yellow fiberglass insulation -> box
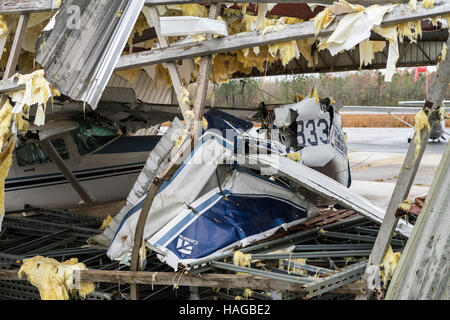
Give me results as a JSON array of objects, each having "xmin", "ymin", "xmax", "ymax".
[
  {"xmin": 297, "ymin": 38, "xmax": 316, "ymax": 68},
  {"xmin": 128, "ymin": 12, "xmax": 151, "ymax": 53},
  {"xmin": 293, "ymin": 93, "xmax": 304, "ymax": 103},
  {"xmin": 18, "ymin": 256, "xmax": 95, "ymax": 300},
  {"xmin": 115, "ymin": 68, "xmax": 140, "ymax": 84},
  {"xmin": 155, "ymin": 64, "xmax": 172, "ymax": 87},
  {"xmin": 308, "ymin": 87, "xmax": 320, "ymax": 103},
  {"xmin": 313, "ymin": 8, "xmax": 334, "ymax": 37},
  {"xmin": 177, "ymin": 4, "xmax": 207, "ymax": 17},
  {"xmin": 0, "ymin": 99, "xmax": 21, "ymax": 223},
  {"xmin": 441, "ymin": 43, "xmax": 447, "ymax": 61},
  {"xmin": 23, "ymin": 20, "xmax": 50, "ymax": 53},
  {"xmin": 184, "ymin": 110, "xmax": 195, "ymax": 120},
  {"xmin": 408, "ymin": 109, "xmax": 430, "ymax": 167},
  {"xmin": 139, "ymin": 240, "xmax": 147, "ymax": 270},
  {"xmin": 397, "ymin": 20, "xmax": 422, "ymax": 43},
  {"xmin": 236, "ymin": 46, "xmax": 276, "ymax": 73},
  {"xmin": 286, "ymin": 152, "xmax": 302, "ymax": 162},
  {"xmin": 233, "ymin": 251, "xmax": 252, "ymax": 267},
  {"xmin": 0, "ymin": 14, "xmax": 8, "ymax": 63},
  {"xmin": 174, "ymin": 128, "xmax": 188, "ymax": 149},
  {"xmin": 99, "ymin": 215, "xmax": 113, "ymax": 231},
  {"xmin": 179, "ymin": 86, "xmax": 191, "ymax": 114},
  {"xmin": 359, "ymin": 40, "xmax": 386, "ymax": 67},
  {"xmin": 18, "ymin": 51, "xmax": 39, "ymax": 74},
  {"xmin": 211, "ymin": 54, "xmax": 235, "ymax": 83},
  {"xmin": 202, "ymin": 116, "xmax": 208, "ymax": 130},
  {"xmin": 7, "ymin": 70, "xmax": 55, "ymax": 126},
  {"xmin": 0, "ymin": 141, "xmax": 14, "ymax": 220},
  {"xmin": 409, "ymin": 0, "xmax": 418, "ymax": 11},
  {"xmin": 8, "ymin": 70, "xmax": 52, "ymax": 108},
  {"xmin": 242, "ymin": 288, "xmax": 253, "ymax": 299},
  {"xmin": 0, "ymin": 99, "xmax": 13, "ymax": 151},
  {"xmin": 399, "ymin": 199, "xmax": 411, "ymax": 212},
  {"xmin": 268, "ymin": 40, "xmax": 298, "ymax": 67},
  {"xmin": 422, "ymin": 0, "xmax": 434, "ymax": 9},
  {"xmin": 0, "ymin": 15, "xmax": 7, "ymax": 37},
  {"xmin": 379, "ymin": 246, "xmax": 401, "ymax": 289}
]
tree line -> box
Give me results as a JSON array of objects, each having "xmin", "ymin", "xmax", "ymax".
[{"xmin": 209, "ymin": 69, "xmax": 448, "ymax": 108}]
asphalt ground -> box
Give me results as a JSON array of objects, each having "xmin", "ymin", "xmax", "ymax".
[{"xmin": 346, "ymin": 127, "xmax": 446, "ymax": 210}]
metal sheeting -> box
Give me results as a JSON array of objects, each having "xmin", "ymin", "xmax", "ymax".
[
  {"xmin": 35, "ymin": 0, "xmax": 145, "ymax": 109},
  {"xmin": 108, "ymin": 70, "xmax": 173, "ymax": 105},
  {"xmin": 386, "ymin": 141, "xmax": 450, "ymax": 300},
  {"xmin": 245, "ymin": 154, "xmax": 413, "ymax": 238}
]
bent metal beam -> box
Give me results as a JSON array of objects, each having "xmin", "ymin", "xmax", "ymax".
[{"xmin": 115, "ymin": 0, "xmax": 450, "ymax": 71}]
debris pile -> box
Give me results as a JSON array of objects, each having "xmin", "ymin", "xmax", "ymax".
[
  {"xmin": 0, "ymin": 0, "xmax": 448, "ymax": 301},
  {"xmin": 0, "ymin": 206, "xmax": 410, "ymax": 300}
]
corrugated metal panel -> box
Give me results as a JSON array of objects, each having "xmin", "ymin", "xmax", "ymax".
[
  {"xmin": 35, "ymin": 0, "xmax": 145, "ymax": 109},
  {"xmin": 386, "ymin": 141, "xmax": 450, "ymax": 300},
  {"xmin": 108, "ymin": 70, "xmax": 173, "ymax": 104}
]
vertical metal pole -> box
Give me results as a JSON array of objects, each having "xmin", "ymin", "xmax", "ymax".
[
  {"xmin": 191, "ymin": 3, "xmax": 220, "ymax": 145},
  {"xmin": 360, "ymin": 36, "xmax": 450, "ymax": 299},
  {"xmin": 1, "ymin": 14, "xmax": 29, "ymax": 107},
  {"xmin": 146, "ymin": 7, "xmax": 188, "ymax": 120}
]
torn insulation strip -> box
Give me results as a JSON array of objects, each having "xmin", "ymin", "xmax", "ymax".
[
  {"xmin": 268, "ymin": 41, "xmax": 299, "ymax": 67},
  {"xmin": 99, "ymin": 215, "xmax": 113, "ymax": 231},
  {"xmin": 0, "ymin": 140, "xmax": 14, "ymax": 229},
  {"xmin": 407, "ymin": 109, "xmax": 430, "ymax": 168},
  {"xmin": 233, "ymin": 251, "xmax": 252, "ymax": 268},
  {"xmin": 286, "ymin": 152, "xmax": 302, "ymax": 162},
  {"xmin": 0, "ymin": 100, "xmax": 13, "ymax": 151},
  {"xmin": 359, "ymin": 40, "xmax": 386, "ymax": 67},
  {"xmin": 180, "ymin": 86, "xmax": 191, "ymax": 116},
  {"xmin": 422, "ymin": 0, "xmax": 435, "ymax": 9},
  {"xmin": 373, "ymin": 26, "xmax": 399, "ymax": 82},
  {"xmin": 397, "ymin": 20, "xmax": 422, "ymax": 43},
  {"xmin": 7, "ymin": 70, "xmax": 56, "ymax": 126},
  {"xmin": 399, "ymin": 199, "xmax": 411, "ymax": 212},
  {"xmin": 18, "ymin": 256, "xmax": 95, "ymax": 300},
  {"xmin": 441, "ymin": 43, "xmax": 447, "ymax": 61},
  {"xmin": 0, "ymin": 15, "xmax": 8, "ymax": 63},
  {"xmin": 379, "ymin": 246, "xmax": 401, "ymax": 289},
  {"xmin": 115, "ymin": 68, "xmax": 140, "ymax": 84}
]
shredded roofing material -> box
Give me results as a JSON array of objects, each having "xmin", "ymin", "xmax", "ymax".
[
  {"xmin": 379, "ymin": 246, "xmax": 402, "ymax": 289},
  {"xmin": 408, "ymin": 109, "xmax": 430, "ymax": 167},
  {"xmin": 7, "ymin": 70, "xmax": 56, "ymax": 126},
  {"xmin": 286, "ymin": 152, "xmax": 302, "ymax": 162},
  {"xmin": 0, "ymin": 139, "xmax": 14, "ymax": 229},
  {"xmin": 359, "ymin": 40, "xmax": 386, "ymax": 67},
  {"xmin": 99, "ymin": 215, "xmax": 113, "ymax": 231},
  {"xmin": 422, "ymin": 0, "xmax": 435, "ymax": 9}
]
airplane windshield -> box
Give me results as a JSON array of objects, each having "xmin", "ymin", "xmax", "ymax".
[
  {"xmin": 71, "ymin": 122, "xmax": 119, "ymax": 155},
  {"xmin": 16, "ymin": 139, "xmax": 69, "ymax": 167}
]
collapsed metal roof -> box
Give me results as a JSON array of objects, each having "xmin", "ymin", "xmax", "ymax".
[{"xmin": 35, "ymin": 0, "xmax": 145, "ymax": 109}]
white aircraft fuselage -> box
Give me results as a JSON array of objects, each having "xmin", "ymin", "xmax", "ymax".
[{"xmin": 5, "ymin": 121, "xmax": 161, "ymax": 212}]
